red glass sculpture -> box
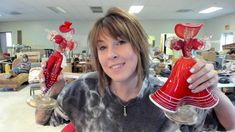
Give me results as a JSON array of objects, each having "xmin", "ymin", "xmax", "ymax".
[
  {"xmin": 27, "ymin": 21, "xmax": 77, "ymax": 110},
  {"xmin": 43, "ymin": 21, "xmax": 77, "ymax": 93},
  {"xmin": 149, "ymin": 23, "xmax": 219, "ymax": 113}
]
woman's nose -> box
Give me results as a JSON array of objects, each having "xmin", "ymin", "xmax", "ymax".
[{"xmin": 107, "ymin": 47, "xmax": 118, "ymax": 59}]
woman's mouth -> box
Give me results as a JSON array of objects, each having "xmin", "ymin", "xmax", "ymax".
[{"xmin": 110, "ymin": 63, "xmax": 125, "ymax": 69}]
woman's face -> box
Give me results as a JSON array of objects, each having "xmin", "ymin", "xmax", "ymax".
[
  {"xmin": 97, "ymin": 33, "xmax": 138, "ymax": 83},
  {"xmin": 22, "ymin": 58, "xmax": 28, "ymax": 62}
]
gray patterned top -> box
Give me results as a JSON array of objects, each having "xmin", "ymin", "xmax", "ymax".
[{"xmin": 46, "ymin": 72, "xmax": 222, "ymax": 132}]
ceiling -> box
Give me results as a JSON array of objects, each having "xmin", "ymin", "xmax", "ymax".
[{"xmin": 0, "ymin": 0, "xmax": 235, "ymax": 22}]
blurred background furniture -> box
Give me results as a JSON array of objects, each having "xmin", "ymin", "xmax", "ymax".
[
  {"xmin": 0, "ymin": 52, "xmax": 13, "ymax": 73},
  {"xmin": 28, "ymin": 68, "xmax": 82, "ymax": 96},
  {"xmin": 72, "ymin": 57, "xmax": 95, "ymax": 73},
  {"xmin": 0, "ymin": 58, "xmax": 29, "ymax": 91},
  {"xmin": 16, "ymin": 51, "xmax": 41, "ymax": 62},
  {"xmin": 0, "ymin": 52, "xmax": 41, "ymax": 91},
  {"xmin": 28, "ymin": 67, "xmax": 41, "ymax": 96}
]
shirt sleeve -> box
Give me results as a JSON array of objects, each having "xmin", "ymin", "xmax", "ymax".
[
  {"xmin": 45, "ymin": 84, "xmax": 71, "ymax": 126},
  {"xmin": 186, "ymin": 109, "xmax": 225, "ymax": 131},
  {"xmin": 57, "ymin": 79, "xmax": 88, "ymax": 124},
  {"xmin": 47, "ymin": 72, "xmax": 98, "ymax": 126},
  {"xmin": 44, "ymin": 79, "xmax": 76, "ymax": 126},
  {"xmin": 48, "ymin": 105, "xmax": 70, "ymax": 126},
  {"xmin": 201, "ymin": 109, "xmax": 226, "ymax": 131}
]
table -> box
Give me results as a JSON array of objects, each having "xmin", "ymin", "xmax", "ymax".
[
  {"xmin": 225, "ymin": 59, "xmax": 235, "ymax": 62},
  {"xmin": 30, "ymin": 72, "xmax": 82, "ymax": 96},
  {"xmin": 63, "ymin": 72, "xmax": 82, "ymax": 79},
  {"xmin": 217, "ymin": 83, "xmax": 235, "ymax": 88},
  {"xmin": 73, "ymin": 61, "xmax": 93, "ymax": 73}
]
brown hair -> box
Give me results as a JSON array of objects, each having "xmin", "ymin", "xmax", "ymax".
[
  {"xmin": 23, "ymin": 54, "xmax": 28, "ymax": 58},
  {"xmin": 88, "ymin": 7, "xmax": 149, "ymax": 95}
]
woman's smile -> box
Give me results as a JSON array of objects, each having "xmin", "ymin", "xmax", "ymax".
[{"xmin": 109, "ymin": 63, "xmax": 125, "ymax": 69}]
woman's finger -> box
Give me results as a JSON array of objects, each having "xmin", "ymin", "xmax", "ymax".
[
  {"xmin": 57, "ymin": 73, "xmax": 64, "ymax": 81},
  {"xmin": 39, "ymin": 61, "xmax": 47, "ymax": 92},
  {"xmin": 41, "ymin": 61, "xmax": 47, "ymax": 69},
  {"xmin": 187, "ymin": 64, "xmax": 214, "ymax": 84},
  {"xmin": 189, "ymin": 69, "xmax": 218, "ymax": 93},
  {"xmin": 39, "ymin": 68, "xmax": 45, "ymax": 82},
  {"xmin": 191, "ymin": 75, "xmax": 218, "ymax": 93},
  {"xmin": 189, "ymin": 59, "xmax": 207, "ymax": 73},
  {"xmin": 189, "ymin": 69, "xmax": 218, "ymax": 90},
  {"xmin": 47, "ymin": 79, "xmax": 65, "ymax": 98}
]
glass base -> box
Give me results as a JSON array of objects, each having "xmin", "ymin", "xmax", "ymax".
[
  {"xmin": 26, "ymin": 94, "xmax": 57, "ymax": 110},
  {"xmin": 164, "ymin": 105, "xmax": 198, "ymax": 125}
]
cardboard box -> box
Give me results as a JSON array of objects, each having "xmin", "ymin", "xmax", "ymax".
[
  {"xmin": 201, "ymin": 51, "xmax": 216, "ymax": 62},
  {"xmin": 226, "ymin": 55, "xmax": 235, "ymax": 60}
]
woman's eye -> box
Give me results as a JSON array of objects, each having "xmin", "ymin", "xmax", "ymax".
[
  {"xmin": 117, "ymin": 40, "xmax": 127, "ymax": 45},
  {"xmin": 98, "ymin": 46, "xmax": 106, "ymax": 51}
]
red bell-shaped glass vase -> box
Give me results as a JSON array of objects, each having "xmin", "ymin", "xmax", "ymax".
[{"xmin": 149, "ymin": 56, "xmax": 219, "ymax": 113}]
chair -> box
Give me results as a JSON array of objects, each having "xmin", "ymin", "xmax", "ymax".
[
  {"xmin": 0, "ymin": 58, "xmax": 29, "ymax": 91},
  {"xmin": 28, "ymin": 67, "xmax": 41, "ymax": 96},
  {"xmin": 29, "ymin": 83, "xmax": 40, "ymax": 96}
]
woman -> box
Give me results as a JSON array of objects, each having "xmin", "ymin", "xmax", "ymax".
[
  {"xmin": 13, "ymin": 54, "xmax": 31, "ymax": 74},
  {"xmin": 5, "ymin": 54, "xmax": 31, "ymax": 78},
  {"xmin": 36, "ymin": 7, "xmax": 235, "ymax": 131}
]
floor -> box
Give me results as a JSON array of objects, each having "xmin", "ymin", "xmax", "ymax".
[{"xmin": 0, "ymin": 85, "xmax": 65, "ymax": 132}]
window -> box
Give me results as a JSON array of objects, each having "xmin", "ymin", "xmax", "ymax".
[
  {"xmin": 0, "ymin": 32, "xmax": 12, "ymax": 53},
  {"xmin": 220, "ymin": 32, "xmax": 234, "ymax": 51},
  {"xmin": 6, "ymin": 32, "xmax": 13, "ymax": 47}
]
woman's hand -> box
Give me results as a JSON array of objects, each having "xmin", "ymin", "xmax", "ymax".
[
  {"xmin": 39, "ymin": 61, "xmax": 47, "ymax": 92},
  {"xmin": 187, "ymin": 59, "xmax": 218, "ymax": 93},
  {"xmin": 39, "ymin": 61, "xmax": 65, "ymax": 98}
]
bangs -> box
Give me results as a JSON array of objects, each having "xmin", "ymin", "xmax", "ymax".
[{"xmin": 93, "ymin": 16, "xmax": 130, "ymax": 46}]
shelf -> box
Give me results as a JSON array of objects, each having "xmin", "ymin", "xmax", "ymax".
[{"xmin": 223, "ymin": 43, "xmax": 235, "ymax": 50}]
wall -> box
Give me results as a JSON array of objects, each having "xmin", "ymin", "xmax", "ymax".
[
  {"xmin": 0, "ymin": 33, "xmax": 7, "ymax": 52},
  {"xmin": 1, "ymin": 12, "xmax": 235, "ymax": 53},
  {"xmin": 140, "ymin": 19, "xmax": 203, "ymax": 48},
  {"xmin": 0, "ymin": 19, "xmax": 203, "ymax": 53},
  {"xmin": 0, "ymin": 20, "xmax": 95, "ymax": 53},
  {"xmin": 204, "ymin": 13, "xmax": 235, "ymax": 51}
]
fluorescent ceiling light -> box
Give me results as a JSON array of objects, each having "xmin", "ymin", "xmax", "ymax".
[
  {"xmin": 199, "ymin": 7, "xmax": 223, "ymax": 14},
  {"xmin": 129, "ymin": 5, "xmax": 144, "ymax": 14},
  {"xmin": 48, "ymin": 6, "xmax": 67, "ymax": 14},
  {"xmin": 90, "ymin": 6, "xmax": 103, "ymax": 13},
  {"xmin": 56, "ymin": 7, "xmax": 66, "ymax": 14}
]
